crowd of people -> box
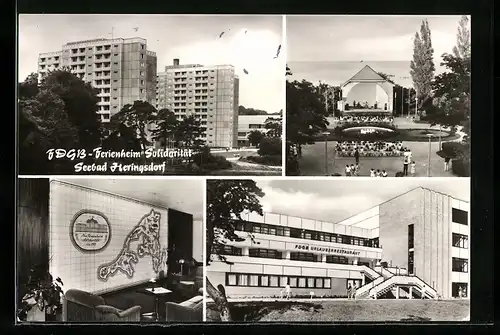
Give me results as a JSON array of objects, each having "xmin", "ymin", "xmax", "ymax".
[
  {"xmin": 336, "ymin": 141, "xmax": 406, "ymax": 157},
  {"xmin": 334, "ymin": 115, "xmax": 394, "ymax": 125}
]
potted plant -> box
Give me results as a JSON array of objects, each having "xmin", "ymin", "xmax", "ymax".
[{"xmin": 17, "ymin": 263, "xmax": 64, "ymax": 322}]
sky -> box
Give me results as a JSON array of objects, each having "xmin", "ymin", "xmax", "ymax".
[
  {"xmin": 287, "ymin": 15, "xmax": 468, "ymax": 87},
  {"xmin": 18, "ymin": 14, "xmax": 284, "ymax": 113},
  {"xmin": 256, "ymin": 178, "xmax": 470, "ymax": 225}
]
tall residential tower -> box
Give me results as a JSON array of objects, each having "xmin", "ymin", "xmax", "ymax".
[
  {"xmin": 156, "ymin": 59, "xmax": 239, "ymax": 148},
  {"xmin": 37, "ymin": 38, "xmax": 157, "ymax": 123}
]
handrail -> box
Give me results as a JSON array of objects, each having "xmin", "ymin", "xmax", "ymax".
[
  {"xmin": 355, "ymin": 276, "xmax": 385, "ymax": 296},
  {"xmin": 368, "ymin": 275, "xmax": 438, "ymax": 298},
  {"xmin": 358, "ymin": 265, "xmax": 380, "ymax": 280},
  {"xmin": 380, "ymin": 267, "xmax": 394, "ymax": 278}
]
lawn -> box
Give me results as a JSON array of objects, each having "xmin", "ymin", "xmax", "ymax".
[
  {"xmin": 299, "ymin": 140, "xmax": 456, "ymax": 177},
  {"xmin": 207, "ymin": 299, "xmax": 469, "ymax": 322}
]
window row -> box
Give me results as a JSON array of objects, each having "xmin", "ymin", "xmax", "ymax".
[
  {"xmin": 452, "ymin": 208, "xmax": 468, "ymax": 226},
  {"xmin": 226, "ymin": 273, "xmax": 332, "ymax": 289},
  {"xmin": 216, "ymin": 246, "xmax": 352, "ymax": 265},
  {"xmin": 452, "ymin": 233, "xmax": 468, "ymax": 249},
  {"xmin": 452, "ymin": 257, "xmax": 468, "ymax": 273},
  {"xmin": 230, "ymin": 219, "xmax": 379, "ymax": 248}
]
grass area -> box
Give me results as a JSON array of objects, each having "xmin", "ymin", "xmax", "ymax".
[
  {"xmin": 298, "ymin": 140, "xmax": 457, "ymax": 177},
  {"xmin": 207, "ymin": 299, "xmax": 469, "ymax": 322}
]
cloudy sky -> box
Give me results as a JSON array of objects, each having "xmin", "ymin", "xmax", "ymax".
[
  {"xmin": 287, "ymin": 15, "xmax": 468, "ymax": 87},
  {"xmin": 256, "ymin": 178, "xmax": 470, "ymax": 224},
  {"xmin": 18, "ymin": 14, "xmax": 284, "ymax": 113}
]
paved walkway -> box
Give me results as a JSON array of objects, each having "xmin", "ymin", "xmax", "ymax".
[{"xmin": 298, "ymin": 118, "xmax": 466, "ymax": 177}]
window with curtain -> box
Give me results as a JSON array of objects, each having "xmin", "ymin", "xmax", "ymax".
[
  {"xmin": 324, "ymin": 279, "xmax": 331, "ymax": 288},
  {"xmin": 238, "ymin": 274, "xmax": 248, "ymax": 286},
  {"xmin": 280, "ymin": 276, "xmax": 288, "ymax": 287},
  {"xmin": 307, "ymin": 278, "xmax": 315, "ymax": 288},
  {"xmin": 228, "ymin": 274, "xmax": 237, "ymax": 286},
  {"xmin": 316, "ymin": 278, "xmax": 323, "ymax": 288},
  {"xmin": 298, "ymin": 278, "xmax": 306, "ymax": 288},
  {"xmin": 270, "ymin": 276, "xmax": 279, "ymax": 287},
  {"xmin": 249, "ymin": 275, "xmax": 259, "ymax": 286},
  {"xmin": 290, "ymin": 277, "xmax": 297, "ymax": 287},
  {"xmin": 261, "ymin": 275, "xmax": 269, "ymax": 287}
]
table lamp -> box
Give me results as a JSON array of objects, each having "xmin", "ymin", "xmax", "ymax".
[
  {"xmin": 149, "ymin": 278, "xmax": 156, "ymax": 291},
  {"xmin": 179, "ymin": 259, "xmax": 185, "ymax": 275}
]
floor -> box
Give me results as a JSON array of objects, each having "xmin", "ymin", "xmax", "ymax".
[
  {"xmin": 299, "ymin": 140, "xmax": 456, "ymax": 177},
  {"xmin": 298, "ymin": 118, "xmax": 462, "ymax": 177},
  {"xmin": 100, "ymin": 281, "xmax": 188, "ymax": 322}
]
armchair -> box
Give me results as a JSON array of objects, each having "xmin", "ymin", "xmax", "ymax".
[
  {"xmin": 165, "ymin": 288, "xmax": 203, "ymax": 322},
  {"xmin": 62, "ymin": 289, "xmax": 141, "ymax": 322}
]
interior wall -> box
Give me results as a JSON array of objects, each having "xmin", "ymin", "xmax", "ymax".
[
  {"xmin": 17, "ymin": 178, "xmax": 50, "ymax": 296},
  {"xmin": 192, "ymin": 220, "xmax": 203, "ymax": 262},
  {"xmin": 49, "ymin": 180, "xmax": 169, "ymax": 294}
]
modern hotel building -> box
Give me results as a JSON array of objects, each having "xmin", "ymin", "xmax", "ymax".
[
  {"xmin": 156, "ymin": 59, "xmax": 239, "ymax": 148},
  {"xmin": 207, "ymin": 187, "xmax": 470, "ymax": 299},
  {"xmin": 237, "ymin": 115, "xmax": 272, "ymax": 147},
  {"xmin": 37, "ymin": 38, "xmax": 157, "ymax": 123}
]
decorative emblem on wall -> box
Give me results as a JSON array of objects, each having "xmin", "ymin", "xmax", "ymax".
[
  {"xmin": 97, "ymin": 209, "xmax": 164, "ymax": 282},
  {"xmin": 69, "ymin": 210, "xmax": 111, "ymax": 252}
]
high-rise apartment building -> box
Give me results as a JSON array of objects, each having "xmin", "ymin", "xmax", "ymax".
[
  {"xmin": 156, "ymin": 59, "xmax": 239, "ymax": 148},
  {"xmin": 37, "ymin": 38, "xmax": 157, "ymax": 123}
]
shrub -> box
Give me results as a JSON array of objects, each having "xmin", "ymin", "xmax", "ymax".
[
  {"xmin": 395, "ymin": 172, "xmax": 405, "ymax": 177},
  {"xmin": 242, "ymin": 155, "xmax": 282, "ymax": 166},
  {"xmin": 191, "ymin": 146, "xmax": 232, "ymax": 171},
  {"xmin": 441, "ymin": 142, "xmax": 469, "ymax": 158},
  {"xmin": 452, "ymin": 157, "xmax": 470, "ymax": 177},
  {"xmin": 286, "ymin": 157, "xmax": 300, "ymax": 175},
  {"xmin": 258, "ymin": 137, "xmax": 281, "ymax": 156}
]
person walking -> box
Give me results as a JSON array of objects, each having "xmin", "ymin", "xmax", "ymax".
[
  {"xmin": 345, "ymin": 165, "xmax": 351, "ymax": 176},
  {"xmin": 354, "ymin": 148, "xmax": 360, "ymax": 165},
  {"xmin": 421, "ymin": 285, "xmax": 426, "ymax": 299},
  {"xmin": 444, "ymin": 156, "xmax": 451, "ymax": 171},
  {"xmin": 347, "ymin": 283, "xmax": 352, "ymax": 299},
  {"xmin": 403, "ymin": 152, "xmax": 410, "ymax": 176},
  {"xmin": 352, "ymin": 283, "xmax": 358, "ymax": 300},
  {"xmin": 285, "ymin": 283, "xmax": 291, "ymax": 300},
  {"xmin": 411, "ymin": 161, "xmax": 416, "ymax": 176}
]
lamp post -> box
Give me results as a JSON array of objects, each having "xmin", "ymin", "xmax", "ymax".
[
  {"xmin": 427, "ymin": 134, "xmax": 432, "ymax": 177},
  {"xmin": 323, "ymin": 131, "xmax": 330, "ymax": 175},
  {"xmin": 414, "ymin": 88, "xmax": 418, "ymax": 118}
]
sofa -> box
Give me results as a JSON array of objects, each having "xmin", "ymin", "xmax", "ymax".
[
  {"xmin": 62, "ymin": 289, "xmax": 141, "ymax": 322},
  {"xmin": 165, "ymin": 288, "xmax": 203, "ymax": 322},
  {"xmin": 177, "ymin": 265, "xmax": 203, "ymax": 298}
]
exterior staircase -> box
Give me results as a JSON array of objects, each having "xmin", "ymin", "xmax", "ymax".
[{"xmin": 356, "ymin": 274, "xmax": 438, "ymax": 300}]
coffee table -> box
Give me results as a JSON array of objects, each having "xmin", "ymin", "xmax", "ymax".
[{"xmin": 137, "ymin": 287, "xmax": 172, "ymax": 321}]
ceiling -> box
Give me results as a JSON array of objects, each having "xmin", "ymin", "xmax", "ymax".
[{"xmin": 54, "ymin": 178, "xmax": 204, "ymax": 220}]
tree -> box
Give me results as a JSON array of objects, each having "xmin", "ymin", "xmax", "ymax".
[
  {"xmin": 258, "ymin": 137, "xmax": 281, "ymax": 156},
  {"xmin": 108, "ymin": 100, "xmax": 156, "ymax": 151},
  {"xmin": 453, "ymin": 15, "xmax": 471, "ymax": 59},
  {"xmin": 264, "ymin": 117, "xmax": 282, "ymax": 138},
  {"xmin": 410, "ymin": 20, "xmax": 435, "ymax": 111},
  {"xmin": 238, "ymin": 105, "xmax": 268, "ymax": 115},
  {"xmin": 247, "ymin": 130, "xmax": 265, "ymax": 147},
  {"xmin": 150, "ymin": 108, "xmax": 179, "ymax": 149},
  {"xmin": 18, "ymin": 73, "xmax": 39, "ymax": 100},
  {"xmin": 206, "ymin": 179, "xmax": 265, "ymax": 321},
  {"xmin": 40, "ymin": 69, "xmax": 102, "ymax": 151},
  {"xmin": 430, "ymin": 53, "xmax": 471, "ymax": 129},
  {"xmin": 174, "ymin": 115, "xmax": 205, "ymax": 148},
  {"xmin": 18, "ymin": 90, "xmax": 79, "ymax": 174},
  {"xmin": 286, "ymin": 75, "xmax": 329, "ymax": 157},
  {"xmin": 429, "ymin": 16, "xmax": 471, "ymax": 133}
]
